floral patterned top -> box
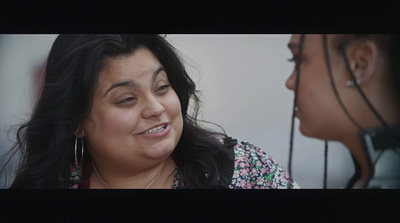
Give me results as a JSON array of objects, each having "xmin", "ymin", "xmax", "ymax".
[
  {"xmin": 172, "ymin": 141, "xmax": 298, "ymax": 189},
  {"xmin": 59, "ymin": 140, "xmax": 299, "ymax": 189}
]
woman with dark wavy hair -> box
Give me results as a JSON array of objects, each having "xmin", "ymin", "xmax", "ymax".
[
  {"xmin": 286, "ymin": 34, "xmax": 400, "ymax": 188},
  {"xmin": 5, "ymin": 34, "xmax": 297, "ymax": 189}
]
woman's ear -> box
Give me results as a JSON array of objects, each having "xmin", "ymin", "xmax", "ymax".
[
  {"xmin": 75, "ymin": 124, "xmax": 85, "ymax": 138},
  {"xmin": 348, "ymin": 40, "xmax": 379, "ymax": 85}
]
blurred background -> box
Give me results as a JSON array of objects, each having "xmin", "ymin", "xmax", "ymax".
[{"xmin": 0, "ymin": 34, "xmax": 355, "ymax": 188}]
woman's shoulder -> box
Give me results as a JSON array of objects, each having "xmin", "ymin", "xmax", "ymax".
[
  {"xmin": 233, "ymin": 140, "xmax": 268, "ymax": 157},
  {"xmin": 229, "ymin": 140, "xmax": 298, "ymax": 189},
  {"xmin": 231, "ymin": 140, "xmax": 274, "ymax": 165}
]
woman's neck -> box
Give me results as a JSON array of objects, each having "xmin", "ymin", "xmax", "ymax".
[
  {"xmin": 342, "ymin": 135, "xmax": 371, "ymax": 189},
  {"xmin": 90, "ymin": 156, "xmax": 176, "ymax": 189}
]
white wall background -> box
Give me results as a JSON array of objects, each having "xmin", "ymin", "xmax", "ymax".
[{"xmin": 0, "ymin": 34, "xmax": 355, "ymax": 188}]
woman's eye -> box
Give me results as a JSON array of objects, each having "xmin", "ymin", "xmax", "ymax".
[
  {"xmin": 156, "ymin": 84, "xmax": 170, "ymax": 93},
  {"xmin": 118, "ymin": 97, "xmax": 136, "ymax": 104},
  {"xmin": 287, "ymin": 56, "xmax": 298, "ymax": 63}
]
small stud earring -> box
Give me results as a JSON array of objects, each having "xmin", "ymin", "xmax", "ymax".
[{"xmin": 346, "ymin": 72, "xmax": 366, "ymax": 87}]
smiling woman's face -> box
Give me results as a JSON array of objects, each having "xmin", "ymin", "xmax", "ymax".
[{"xmin": 81, "ymin": 47, "xmax": 183, "ymax": 171}]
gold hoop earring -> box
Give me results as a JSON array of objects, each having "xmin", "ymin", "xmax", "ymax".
[{"xmin": 75, "ymin": 137, "xmax": 84, "ymax": 167}]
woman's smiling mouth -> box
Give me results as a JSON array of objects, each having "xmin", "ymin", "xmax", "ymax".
[
  {"xmin": 137, "ymin": 123, "xmax": 171, "ymax": 138},
  {"xmin": 145, "ymin": 124, "xmax": 167, "ymax": 134}
]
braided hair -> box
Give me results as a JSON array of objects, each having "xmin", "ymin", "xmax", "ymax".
[{"xmin": 288, "ymin": 34, "xmax": 400, "ymax": 189}]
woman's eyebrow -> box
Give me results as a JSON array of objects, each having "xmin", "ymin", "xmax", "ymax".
[
  {"xmin": 103, "ymin": 66, "xmax": 165, "ymax": 97},
  {"xmin": 153, "ymin": 66, "xmax": 165, "ymax": 81},
  {"xmin": 103, "ymin": 80, "xmax": 137, "ymax": 97}
]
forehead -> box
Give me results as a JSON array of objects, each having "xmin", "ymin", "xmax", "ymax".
[
  {"xmin": 100, "ymin": 47, "xmax": 160, "ymax": 79},
  {"xmin": 94, "ymin": 47, "xmax": 164, "ymax": 96},
  {"xmin": 289, "ymin": 34, "xmax": 301, "ymax": 43},
  {"xmin": 97, "ymin": 47, "xmax": 164, "ymax": 88},
  {"xmin": 289, "ymin": 34, "xmax": 322, "ymax": 51}
]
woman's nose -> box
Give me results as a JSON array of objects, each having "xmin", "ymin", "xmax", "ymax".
[{"xmin": 142, "ymin": 96, "xmax": 165, "ymax": 119}]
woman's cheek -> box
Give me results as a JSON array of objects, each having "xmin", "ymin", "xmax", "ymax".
[
  {"xmin": 166, "ymin": 91, "xmax": 182, "ymax": 116},
  {"xmin": 102, "ymin": 109, "xmax": 139, "ymax": 134}
]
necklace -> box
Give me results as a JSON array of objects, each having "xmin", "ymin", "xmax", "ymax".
[{"xmin": 92, "ymin": 162, "xmax": 161, "ymax": 189}]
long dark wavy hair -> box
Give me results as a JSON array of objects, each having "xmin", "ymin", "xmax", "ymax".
[{"xmin": 4, "ymin": 34, "xmax": 231, "ymax": 189}]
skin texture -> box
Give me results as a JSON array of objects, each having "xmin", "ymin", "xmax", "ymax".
[
  {"xmin": 77, "ymin": 47, "xmax": 183, "ymax": 188},
  {"xmin": 285, "ymin": 34, "xmax": 400, "ymax": 188},
  {"xmin": 286, "ymin": 35, "xmax": 361, "ymax": 140}
]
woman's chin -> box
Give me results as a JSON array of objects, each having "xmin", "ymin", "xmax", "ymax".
[
  {"xmin": 299, "ymin": 124, "xmax": 317, "ymax": 138},
  {"xmin": 144, "ymin": 142, "xmax": 176, "ymax": 159},
  {"xmin": 299, "ymin": 124, "xmax": 332, "ymax": 141}
]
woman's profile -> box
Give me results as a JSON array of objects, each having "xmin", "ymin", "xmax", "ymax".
[{"xmin": 286, "ymin": 34, "xmax": 400, "ymax": 188}]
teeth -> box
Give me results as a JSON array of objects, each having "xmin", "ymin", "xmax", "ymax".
[{"xmin": 145, "ymin": 125, "xmax": 166, "ymax": 134}]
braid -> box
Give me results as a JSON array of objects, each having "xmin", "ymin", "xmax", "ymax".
[
  {"xmin": 288, "ymin": 35, "xmax": 305, "ymax": 178},
  {"xmin": 340, "ymin": 35, "xmax": 400, "ymax": 143},
  {"xmin": 288, "ymin": 35, "xmax": 330, "ymax": 188},
  {"xmin": 341, "ymin": 44, "xmax": 400, "ymax": 140},
  {"xmin": 323, "ymin": 141, "xmax": 328, "ymax": 189},
  {"xmin": 289, "ymin": 35, "xmax": 400, "ymax": 188},
  {"xmin": 332, "ymin": 35, "xmax": 400, "ymax": 188},
  {"xmin": 388, "ymin": 35, "xmax": 400, "ymax": 104},
  {"xmin": 322, "ymin": 35, "xmax": 363, "ymax": 130}
]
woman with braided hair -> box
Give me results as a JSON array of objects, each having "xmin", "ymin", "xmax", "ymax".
[{"xmin": 286, "ymin": 34, "xmax": 400, "ymax": 188}]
